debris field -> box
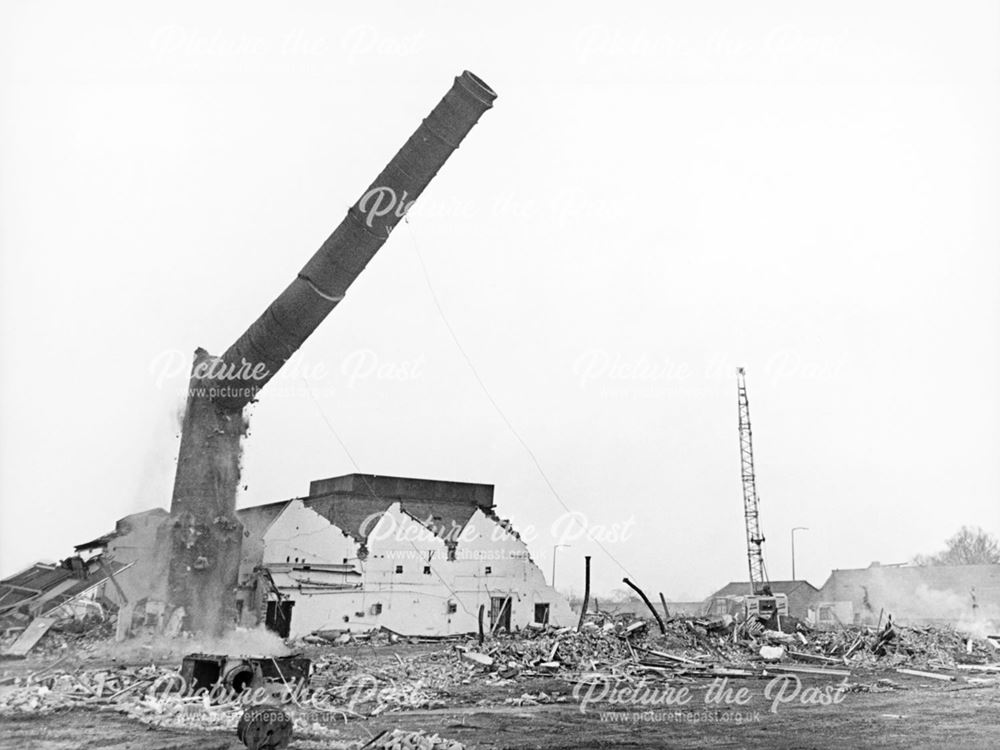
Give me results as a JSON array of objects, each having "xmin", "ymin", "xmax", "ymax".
[{"xmin": 3, "ymin": 611, "xmax": 998, "ymax": 748}]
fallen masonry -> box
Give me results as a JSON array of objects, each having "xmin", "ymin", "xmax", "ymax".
[{"xmin": 2, "ymin": 610, "xmax": 999, "ymax": 747}]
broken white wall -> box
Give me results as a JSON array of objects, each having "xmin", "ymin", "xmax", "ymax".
[
  {"xmin": 102, "ymin": 509, "xmax": 170, "ymax": 606},
  {"xmin": 260, "ymin": 502, "xmax": 573, "ymax": 637},
  {"xmin": 449, "ymin": 508, "xmax": 574, "ymax": 631},
  {"xmin": 262, "ymin": 499, "xmax": 359, "ymax": 567},
  {"xmin": 238, "ymin": 502, "xmax": 289, "ymax": 582}
]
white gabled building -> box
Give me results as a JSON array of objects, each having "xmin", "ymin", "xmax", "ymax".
[{"xmin": 235, "ymin": 474, "xmax": 573, "ymax": 638}]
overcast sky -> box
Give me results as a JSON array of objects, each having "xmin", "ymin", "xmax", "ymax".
[{"xmin": 1, "ymin": 1, "xmax": 998, "ymax": 601}]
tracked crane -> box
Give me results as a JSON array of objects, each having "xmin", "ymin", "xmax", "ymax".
[
  {"xmin": 713, "ymin": 368, "xmax": 788, "ymax": 626},
  {"xmin": 737, "ymin": 366, "xmax": 770, "ymax": 596}
]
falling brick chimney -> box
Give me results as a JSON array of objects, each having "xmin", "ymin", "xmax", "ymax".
[{"xmin": 161, "ymin": 72, "xmax": 497, "ymax": 635}]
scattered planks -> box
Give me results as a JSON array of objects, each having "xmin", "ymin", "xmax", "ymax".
[
  {"xmin": 768, "ymin": 664, "xmax": 852, "ymax": 678},
  {"xmin": 459, "ymin": 651, "xmax": 494, "ymax": 668},
  {"xmin": 954, "ymin": 663, "xmax": 1000, "ymax": 673},
  {"xmin": 895, "ymin": 668, "xmax": 956, "ymax": 682},
  {"xmin": 634, "ymin": 646, "xmax": 701, "ymax": 666},
  {"xmin": 787, "ymin": 650, "xmax": 845, "ymax": 665},
  {"xmin": 2, "ymin": 617, "xmax": 58, "ymax": 657},
  {"xmin": 710, "ymin": 667, "xmax": 755, "ymax": 678}
]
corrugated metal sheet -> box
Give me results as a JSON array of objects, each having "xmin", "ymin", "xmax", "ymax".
[{"xmin": 0, "ymin": 558, "xmax": 132, "ymax": 618}]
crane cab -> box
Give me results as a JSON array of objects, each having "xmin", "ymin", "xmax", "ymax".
[
  {"xmin": 745, "ymin": 593, "xmax": 788, "ymax": 621},
  {"xmin": 705, "ymin": 593, "xmax": 789, "ymax": 624}
]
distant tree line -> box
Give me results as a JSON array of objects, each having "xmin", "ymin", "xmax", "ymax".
[{"xmin": 913, "ymin": 525, "xmax": 1000, "ymax": 566}]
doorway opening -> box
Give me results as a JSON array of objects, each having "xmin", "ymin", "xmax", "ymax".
[
  {"xmin": 534, "ymin": 602, "xmax": 550, "ymax": 625},
  {"xmin": 490, "ymin": 596, "xmax": 512, "ymax": 632},
  {"xmin": 265, "ymin": 600, "xmax": 294, "ymax": 638}
]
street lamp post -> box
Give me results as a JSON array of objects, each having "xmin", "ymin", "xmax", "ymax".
[
  {"xmin": 552, "ymin": 544, "xmax": 570, "ymax": 588},
  {"xmin": 791, "ymin": 527, "xmax": 809, "ymax": 580}
]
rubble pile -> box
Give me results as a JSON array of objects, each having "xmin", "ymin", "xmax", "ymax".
[
  {"xmin": 758, "ymin": 622, "xmax": 1000, "ymax": 670},
  {"xmin": 305, "ymin": 614, "xmax": 1000, "ymax": 683},
  {"xmin": 366, "ymin": 729, "xmax": 465, "ymax": 750},
  {"xmin": 1, "ymin": 615, "xmax": 997, "ymax": 743},
  {"xmin": 0, "ymin": 613, "xmax": 114, "ymax": 659},
  {"xmin": 0, "ymin": 662, "xmax": 461, "ymax": 749},
  {"xmin": 312, "ymin": 651, "xmax": 452, "ymax": 711},
  {"xmin": 432, "ymin": 614, "xmax": 1000, "ymax": 681},
  {"xmin": 29, "ymin": 618, "xmax": 115, "ymax": 656},
  {"xmin": 0, "ymin": 663, "xmax": 225, "ymax": 727},
  {"xmin": 0, "ymin": 664, "xmax": 179, "ymax": 714},
  {"xmin": 302, "ymin": 615, "xmax": 999, "ymax": 697}
]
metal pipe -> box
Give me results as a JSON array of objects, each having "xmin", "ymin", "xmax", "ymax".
[
  {"xmin": 577, "ymin": 556, "xmax": 591, "ymax": 631},
  {"xmin": 623, "ymin": 577, "xmax": 666, "ymax": 634},
  {"xmin": 659, "ymin": 591, "xmax": 670, "ymax": 620},
  {"xmin": 213, "ymin": 71, "xmax": 497, "ymax": 410}
]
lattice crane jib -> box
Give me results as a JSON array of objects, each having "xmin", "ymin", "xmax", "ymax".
[{"xmin": 737, "ymin": 367, "xmax": 770, "ymax": 596}]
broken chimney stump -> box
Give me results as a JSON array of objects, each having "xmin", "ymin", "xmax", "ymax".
[{"xmin": 165, "ymin": 348, "xmax": 246, "ymax": 636}]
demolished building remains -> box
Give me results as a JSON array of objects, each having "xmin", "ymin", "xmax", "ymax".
[
  {"xmin": 148, "ymin": 70, "xmax": 497, "ymax": 636},
  {"xmin": 72, "ymin": 474, "xmax": 573, "ymax": 639},
  {"xmin": 811, "ymin": 561, "xmax": 1000, "ymax": 627}
]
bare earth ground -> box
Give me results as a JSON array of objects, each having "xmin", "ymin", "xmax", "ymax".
[{"xmin": 2, "ymin": 643, "xmax": 998, "ymax": 749}]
